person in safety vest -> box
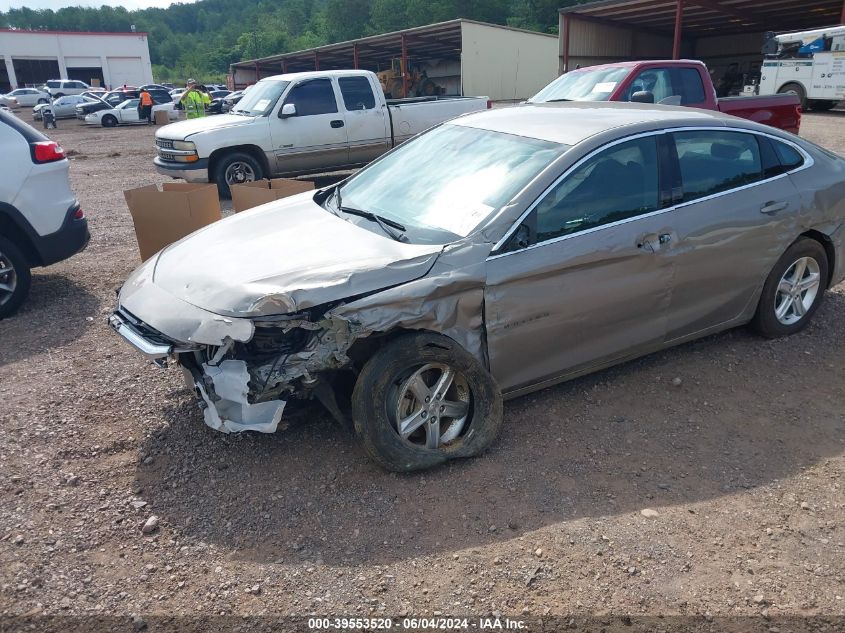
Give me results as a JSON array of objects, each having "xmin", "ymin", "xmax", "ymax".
[
  {"xmin": 180, "ymin": 79, "xmax": 211, "ymax": 119},
  {"xmin": 138, "ymin": 89, "xmax": 154, "ymax": 124}
]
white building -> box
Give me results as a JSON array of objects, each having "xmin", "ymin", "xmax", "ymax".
[{"xmin": 0, "ymin": 29, "xmax": 154, "ymax": 91}]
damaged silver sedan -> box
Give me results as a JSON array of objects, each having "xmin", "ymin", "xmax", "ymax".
[{"xmin": 111, "ymin": 102, "xmax": 845, "ymax": 471}]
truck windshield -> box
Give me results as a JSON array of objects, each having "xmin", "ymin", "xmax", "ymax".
[
  {"xmin": 529, "ymin": 67, "xmax": 632, "ymax": 103},
  {"xmin": 232, "ymin": 80, "xmax": 289, "ymax": 116},
  {"xmin": 338, "ymin": 124, "xmax": 564, "ymax": 240}
]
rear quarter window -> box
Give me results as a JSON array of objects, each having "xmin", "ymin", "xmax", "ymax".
[{"xmin": 773, "ymin": 140, "xmax": 804, "ymax": 170}]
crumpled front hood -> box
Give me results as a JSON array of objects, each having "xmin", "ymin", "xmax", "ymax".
[
  {"xmin": 152, "ymin": 193, "xmax": 443, "ymax": 317},
  {"xmin": 156, "ymin": 113, "xmax": 255, "ymax": 138}
]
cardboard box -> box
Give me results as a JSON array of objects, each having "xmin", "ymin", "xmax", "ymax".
[
  {"xmin": 154, "ymin": 109, "xmax": 170, "ymax": 125},
  {"xmin": 230, "ymin": 178, "xmax": 314, "ymax": 213},
  {"xmin": 124, "ymin": 183, "xmax": 222, "ymax": 261}
]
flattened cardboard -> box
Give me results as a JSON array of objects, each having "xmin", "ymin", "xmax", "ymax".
[
  {"xmin": 154, "ymin": 109, "xmax": 170, "ymax": 125},
  {"xmin": 124, "ymin": 182, "xmax": 221, "ymax": 261},
  {"xmin": 230, "ymin": 178, "xmax": 314, "ymax": 213}
]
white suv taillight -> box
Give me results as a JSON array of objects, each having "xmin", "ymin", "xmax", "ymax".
[{"xmin": 31, "ymin": 140, "xmax": 66, "ymax": 164}]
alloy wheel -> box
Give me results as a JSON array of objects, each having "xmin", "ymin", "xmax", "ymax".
[
  {"xmin": 774, "ymin": 256, "xmax": 821, "ymax": 325},
  {"xmin": 391, "ymin": 362, "xmax": 472, "ymax": 449},
  {"xmin": 224, "ymin": 161, "xmax": 256, "ymax": 185},
  {"xmin": 0, "ymin": 251, "xmax": 18, "ymax": 307}
]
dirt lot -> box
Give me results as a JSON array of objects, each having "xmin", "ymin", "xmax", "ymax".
[{"xmin": 1, "ymin": 111, "xmax": 844, "ymax": 631}]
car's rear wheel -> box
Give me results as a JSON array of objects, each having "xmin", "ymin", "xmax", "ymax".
[
  {"xmin": 0, "ymin": 235, "xmax": 32, "ymax": 320},
  {"xmin": 778, "ymin": 82, "xmax": 807, "ymax": 110},
  {"xmin": 351, "ymin": 332, "xmax": 503, "ymax": 471},
  {"xmin": 37, "ymin": 98, "xmax": 48, "ymax": 104},
  {"xmin": 752, "ymin": 238, "xmax": 828, "ymax": 338},
  {"xmin": 213, "ymin": 151, "xmax": 263, "ymax": 199},
  {"xmin": 102, "ymin": 114, "xmax": 118, "ymax": 127}
]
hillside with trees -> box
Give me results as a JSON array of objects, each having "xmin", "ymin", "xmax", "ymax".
[{"xmin": 0, "ymin": 0, "xmax": 580, "ymax": 82}]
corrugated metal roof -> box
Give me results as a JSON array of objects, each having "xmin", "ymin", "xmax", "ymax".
[
  {"xmin": 232, "ymin": 19, "xmax": 555, "ymax": 73},
  {"xmin": 560, "ymin": 0, "xmax": 844, "ymax": 37}
]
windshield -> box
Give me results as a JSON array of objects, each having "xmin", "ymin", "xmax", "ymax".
[
  {"xmin": 338, "ymin": 124, "xmax": 564, "ymax": 240},
  {"xmin": 530, "ymin": 66, "xmax": 632, "ymax": 102},
  {"xmin": 232, "ymin": 80, "xmax": 289, "ymax": 116}
]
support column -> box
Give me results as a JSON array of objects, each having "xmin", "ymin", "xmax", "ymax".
[
  {"xmin": 672, "ymin": 0, "xmax": 684, "ymax": 60},
  {"xmin": 282, "ymin": 59, "xmax": 288, "ymax": 74},
  {"xmin": 841, "ymin": 0, "xmax": 845, "ymax": 24},
  {"xmin": 562, "ymin": 13, "xmax": 571, "ymax": 74},
  {"xmin": 314, "ymin": 51, "xmax": 320, "ymax": 71},
  {"xmin": 5, "ymin": 56, "xmax": 17, "ymax": 89},
  {"xmin": 353, "ymin": 43, "xmax": 359, "ymax": 69},
  {"xmin": 254, "ymin": 61, "xmax": 260, "ymax": 81},
  {"xmin": 401, "ymin": 33, "xmax": 409, "ymax": 99}
]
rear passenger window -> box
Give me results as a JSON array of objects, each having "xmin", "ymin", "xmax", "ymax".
[
  {"xmin": 673, "ymin": 130, "xmax": 762, "ymax": 202},
  {"xmin": 534, "ymin": 136, "xmax": 659, "ymax": 242},
  {"xmin": 773, "ymin": 140, "xmax": 804, "ymax": 171},
  {"xmin": 339, "ymin": 76, "xmax": 376, "ymax": 110},
  {"xmin": 672, "ymin": 68, "xmax": 706, "ymax": 104}
]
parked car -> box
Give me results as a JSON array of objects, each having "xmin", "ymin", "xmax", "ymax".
[
  {"xmin": 2, "ymin": 88, "xmax": 51, "ymax": 107},
  {"xmin": 205, "ymin": 89, "xmax": 232, "ymax": 115},
  {"xmin": 43, "ymin": 79, "xmax": 90, "ymax": 98},
  {"xmin": 85, "ymin": 99, "xmax": 176, "ymax": 127},
  {"xmin": 530, "ymin": 60, "xmax": 802, "ymax": 134},
  {"xmin": 221, "ymin": 89, "xmax": 246, "ymax": 112},
  {"xmin": 170, "ymin": 88, "xmax": 186, "ymax": 99},
  {"xmin": 0, "ymin": 94, "xmax": 18, "ymax": 108},
  {"xmin": 154, "ymin": 69, "xmax": 490, "ymax": 197},
  {"xmin": 112, "ymin": 102, "xmax": 845, "ymax": 470},
  {"xmin": 139, "ymin": 84, "xmax": 171, "ymax": 92},
  {"xmin": 0, "ymin": 109, "xmax": 88, "ymax": 318},
  {"xmin": 77, "ymin": 90, "xmax": 170, "ymax": 120},
  {"xmin": 32, "ymin": 94, "xmax": 89, "ymax": 120}
]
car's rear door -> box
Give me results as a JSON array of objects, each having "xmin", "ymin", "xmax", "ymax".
[
  {"xmin": 664, "ymin": 128, "xmax": 805, "ymax": 341},
  {"xmin": 337, "ymin": 75, "xmax": 389, "ymax": 165},
  {"xmin": 484, "ymin": 133, "xmax": 677, "ymax": 393},
  {"xmin": 271, "ymin": 77, "xmax": 349, "ymax": 174}
]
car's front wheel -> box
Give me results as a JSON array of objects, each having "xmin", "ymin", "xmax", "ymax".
[
  {"xmin": 102, "ymin": 114, "xmax": 118, "ymax": 127},
  {"xmin": 752, "ymin": 237, "xmax": 828, "ymax": 338},
  {"xmin": 213, "ymin": 151, "xmax": 263, "ymax": 199},
  {"xmin": 351, "ymin": 332, "xmax": 503, "ymax": 471},
  {"xmin": 0, "ymin": 235, "xmax": 32, "ymax": 319},
  {"xmin": 37, "ymin": 98, "xmax": 48, "ymax": 104}
]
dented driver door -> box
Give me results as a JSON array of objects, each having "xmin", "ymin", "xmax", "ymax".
[{"xmin": 484, "ymin": 133, "xmax": 677, "ymax": 394}]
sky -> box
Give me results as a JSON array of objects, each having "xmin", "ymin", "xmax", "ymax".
[{"xmin": 0, "ymin": 0, "xmax": 199, "ymax": 10}]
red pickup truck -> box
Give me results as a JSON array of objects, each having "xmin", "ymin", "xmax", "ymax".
[{"xmin": 530, "ymin": 60, "xmax": 801, "ymax": 134}]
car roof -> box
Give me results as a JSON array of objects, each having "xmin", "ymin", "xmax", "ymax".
[
  {"xmin": 261, "ymin": 69, "xmax": 371, "ymax": 82},
  {"xmin": 452, "ymin": 101, "xmax": 743, "ymax": 146}
]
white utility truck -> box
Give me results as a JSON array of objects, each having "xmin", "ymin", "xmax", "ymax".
[
  {"xmin": 154, "ymin": 69, "xmax": 490, "ymax": 197},
  {"xmin": 755, "ymin": 25, "xmax": 845, "ymax": 111}
]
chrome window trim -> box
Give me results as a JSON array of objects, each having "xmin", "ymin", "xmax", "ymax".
[{"xmin": 488, "ymin": 125, "xmax": 814, "ymax": 260}]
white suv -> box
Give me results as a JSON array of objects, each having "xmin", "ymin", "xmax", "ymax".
[
  {"xmin": 0, "ymin": 110, "xmax": 89, "ymax": 318},
  {"xmin": 44, "ymin": 79, "xmax": 90, "ymax": 98}
]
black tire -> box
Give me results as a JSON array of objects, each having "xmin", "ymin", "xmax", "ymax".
[
  {"xmin": 102, "ymin": 114, "xmax": 118, "ymax": 128},
  {"xmin": 54, "ymin": 93, "xmax": 64, "ymax": 98},
  {"xmin": 752, "ymin": 238, "xmax": 828, "ymax": 338},
  {"xmin": 809, "ymin": 99, "xmax": 838, "ymax": 112},
  {"xmin": 212, "ymin": 151, "xmax": 263, "ymax": 199},
  {"xmin": 37, "ymin": 98, "xmax": 48, "ymax": 104},
  {"xmin": 351, "ymin": 331, "xmax": 503, "ymax": 472},
  {"xmin": 778, "ymin": 82, "xmax": 807, "ymax": 110},
  {"xmin": 0, "ymin": 235, "xmax": 32, "ymax": 320}
]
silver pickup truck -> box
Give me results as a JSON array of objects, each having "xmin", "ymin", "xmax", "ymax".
[{"xmin": 154, "ymin": 69, "xmax": 490, "ymax": 196}]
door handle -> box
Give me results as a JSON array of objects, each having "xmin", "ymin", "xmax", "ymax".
[
  {"xmin": 637, "ymin": 233, "xmax": 671, "ymax": 253},
  {"xmin": 330, "ymin": 119, "xmax": 344, "ymax": 128},
  {"xmin": 760, "ymin": 201, "xmax": 788, "ymax": 214}
]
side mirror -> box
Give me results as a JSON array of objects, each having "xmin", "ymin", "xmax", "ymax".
[
  {"xmin": 630, "ymin": 90, "xmax": 655, "ymax": 104},
  {"xmin": 280, "ymin": 103, "xmax": 296, "ymax": 118}
]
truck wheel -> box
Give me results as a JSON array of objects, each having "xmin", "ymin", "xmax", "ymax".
[
  {"xmin": 213, "ymin": 151, "xmax": 263, "ymax": 199},
  {"xmin": 809, "ymin": 100, "xmax": 837, "ymax": 112},
  {"xmin": 0, "ymin": 235, "xmax": 32, "ymax": 320},
  {"xmin": 102, "ymin": 114, "xmax": 118, "ymax": 127},
  {"xmin": 351, "ymin": 331, "xmax": 504, "ymax": 472},
  {"xmin": 778, "ymin": 82, "xmax": 807, "ymax": 110}
]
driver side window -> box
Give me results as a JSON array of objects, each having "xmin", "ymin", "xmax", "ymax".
[
  {"xmin": 284, "ymin": 79, "xmax": 338, "ymax": 116},
  {"xmin": 533, "ymin": 136, "xmax": 660, "ymax": 243}
]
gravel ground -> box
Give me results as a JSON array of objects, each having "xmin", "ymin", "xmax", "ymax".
[{"xmin": 1, "ymin": 111, "xmax": 844, "ymax": 631}]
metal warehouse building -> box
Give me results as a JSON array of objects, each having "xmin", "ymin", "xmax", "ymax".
[
  {"xmin": 0, "ymin": 29, "xmax": 154, "ymax": 92},
  {"xmin": 558, "ymin": 0, "xmax": 845, "ymax": 81},
  {"xmin": 230, "ymin": 19, "xmax": 559, "ymax": 101}
]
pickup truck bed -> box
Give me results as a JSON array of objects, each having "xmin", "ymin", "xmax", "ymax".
[{"xmin": 717, "ymin": 94, "xmax": 801, "ymax": 134}]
